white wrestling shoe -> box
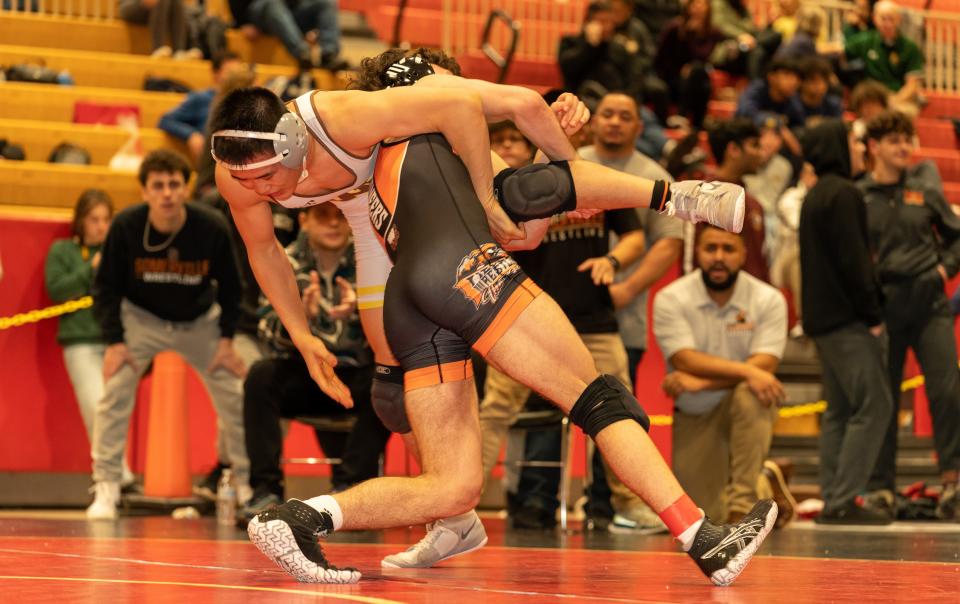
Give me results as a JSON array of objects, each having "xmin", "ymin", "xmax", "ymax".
[
  {"xmin": 381, "ymin": 510, "xmax": 488, "ymax": 568},
  {"xmin": 664, "ymin": 180, "xmax": 746, "ymax": 233}
]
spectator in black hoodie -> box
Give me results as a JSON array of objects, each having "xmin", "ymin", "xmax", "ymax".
[{"xmin": 798, "ymin": 119, "xmax": 894, "ymax": 525}]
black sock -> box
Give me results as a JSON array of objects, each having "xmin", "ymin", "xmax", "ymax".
[{"xmin": 650, "ymin": 180, "xmax": 672, "ymax": 212}]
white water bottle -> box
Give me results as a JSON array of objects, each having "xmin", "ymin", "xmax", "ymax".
[{"xmin": 216, "ymin": 469, "xmax": 236, "ymax": 526}]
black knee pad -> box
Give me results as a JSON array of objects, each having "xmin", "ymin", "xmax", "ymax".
[
  {"xmin": 493, "ymin": 161, "xmax": 577, "ymax": 222},
  {"xmin": 569, "ymin": 374, "xmax": 650, "ymax": 439},
  {"xmin": 371, "ymin": 364, "xmax": 411, "ymax": 434}
]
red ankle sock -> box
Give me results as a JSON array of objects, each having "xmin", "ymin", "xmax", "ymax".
[{"xmin": 658, "ymin": 494, "xmax": 703, "ymax": 538}]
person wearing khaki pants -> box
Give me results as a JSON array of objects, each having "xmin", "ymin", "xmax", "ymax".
[
  {"xmin": 672, "ymin": 382, "xmax": 778, "ymax": 521},
  {"xmin": 654, "ymin": 225, "xmax": 788, "ymax": 524}
]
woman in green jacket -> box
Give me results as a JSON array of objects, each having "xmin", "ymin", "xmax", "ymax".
[{"xmin": 44, "ymin": 190, "xmax": 131, "ymax": 482}]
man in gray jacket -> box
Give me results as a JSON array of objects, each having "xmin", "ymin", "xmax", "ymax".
[{"xmin": 858, "ymin": 111, "xmax": 960, "ymax": 522}]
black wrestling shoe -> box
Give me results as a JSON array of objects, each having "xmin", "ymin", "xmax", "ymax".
[
  {"xmin": 247, "ymin": 499, "xmax": 360, "ymax": 583},
  {"xmin": 687, "ymin": 500, "xmax": 777, "ymax": 586}
]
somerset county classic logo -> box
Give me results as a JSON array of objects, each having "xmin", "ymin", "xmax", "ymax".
[{"xmin": 453, "ymin": 243, "xmax": 520, "ymax": 308}]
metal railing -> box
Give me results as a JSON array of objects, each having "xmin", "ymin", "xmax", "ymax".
[
  {"xmin": 481, "ymin": 9, "xmax": 521, "ymax": 81},
  {"xmin": 438, "ymin": 0, "xmax": 959, "ymax": 93},
  {"xmin": 442, "ymin": 0, "xmax": 587, "ymax": 63},
  {"xmin": 747, "ymin": 0, "xmax": 960, "ymax": 92},
  {"xmin": 2, "ymin": 0, "xmax": 957, "ymax": 92}
]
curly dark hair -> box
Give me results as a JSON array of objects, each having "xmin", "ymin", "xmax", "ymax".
[
  {"xmin": 349, "ymin": 47, "xmax": 462, "ymax": 92},
  {"xmin": 138, "ymin": 149, "xmax": 192, "ymax": 186},
  {"xmin": 865, "ymin": 110, "xmax": 915, "ymax": 141}
]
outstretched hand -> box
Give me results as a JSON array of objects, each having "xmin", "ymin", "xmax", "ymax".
[
  {"xmin": 294, "ymin": 334, "xmax": 354, "ymax": 408},
  {"xmin": 578, "ymin": 255, "xmax": 616, "ymax": 285}
]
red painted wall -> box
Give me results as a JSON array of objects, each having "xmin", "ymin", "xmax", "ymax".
[{"xmin": 0, "ymin": 213, "xmax": 384, "ymax": 479}]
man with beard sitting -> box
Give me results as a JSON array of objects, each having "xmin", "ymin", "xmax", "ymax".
[{"xmin": 653, "ymin": 224, "xmax": 788, "ymax": 524}]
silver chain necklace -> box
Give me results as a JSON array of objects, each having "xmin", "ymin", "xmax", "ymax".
[{"xmin": 142, "ymin": 217, "xmax": 184, "ymax": 253}]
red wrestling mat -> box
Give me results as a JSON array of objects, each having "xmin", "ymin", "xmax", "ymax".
[{"xmin": 1, "ymin": 518, "xmax": 957, "ymax": 603}]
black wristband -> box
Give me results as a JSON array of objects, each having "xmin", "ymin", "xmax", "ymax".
[
  {"xmin": 605, "ymin": 254, "xmax": 621, "ymax": 270},
  {"xmin": 374, "ymin": 363, "xmax": 404, "ymax": 384},
  {"xmin": 650, "ymin": 180, "xmax": 671, "ymax": 212}
]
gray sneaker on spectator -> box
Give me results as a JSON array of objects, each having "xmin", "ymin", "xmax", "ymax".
[
  {"xmin": 610, "ymin": 504, "xmax": 668, "ymax": 535},
  {"xmin": 936, "ymin": 483, "xmax": 959, "ymax": 521},
  {"xmin": 862, "ymin": 488, "xmax": 896, "ymax": 522}
]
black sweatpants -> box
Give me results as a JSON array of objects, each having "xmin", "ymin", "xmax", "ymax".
[{"xmin": 870, "ymin": 274, "xmax": 960, "ymax": 491}]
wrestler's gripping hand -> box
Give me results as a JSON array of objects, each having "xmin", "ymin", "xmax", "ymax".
[
  {"xmin": 550, "ymin": 92, "xmax": 590, "ymax": 137},
  {"xmin": 551, "ymin": 93, "xmax": 600, "ymax": 221},
  {"xmin": 482, "ymin": 192, "xmax": 526, "ymax": 247},
  {"xmin": 503, "ymin": 217, "xmax": 550, "ymax": 252},
  {"xmin": 293, "ymin": 333, "xmax": 354, "ymax": 408}
]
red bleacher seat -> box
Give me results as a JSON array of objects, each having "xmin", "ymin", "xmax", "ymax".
[{"xmin": 944, "ymin": 182, "xmax": 960, "ymax": 204}]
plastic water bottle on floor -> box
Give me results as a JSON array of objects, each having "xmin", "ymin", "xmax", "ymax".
[{"xmin": 216, "ymin": 469, "xmax": 236, "ymax": 526}]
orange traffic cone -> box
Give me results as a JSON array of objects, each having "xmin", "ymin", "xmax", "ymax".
[{"xmin": 143, "ymin": 351, "xmax": 192, "ymax": 498}]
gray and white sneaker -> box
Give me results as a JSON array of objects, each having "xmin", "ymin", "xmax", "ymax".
[
  {"xmin": 610, "ymin": 504, "xmax": 668, "ymax": 535},
  {"xmin": 381, "ymin": 510, "xmax": 488, "ymax": 568},
  {"xmin": 664, "ymin": 180, "xmax": 745, "ymax": 233}
]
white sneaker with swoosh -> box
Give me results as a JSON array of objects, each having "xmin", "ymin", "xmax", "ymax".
[{"xmin": 381, "ymin": 510, "xmax": 488, "ymax": 568}]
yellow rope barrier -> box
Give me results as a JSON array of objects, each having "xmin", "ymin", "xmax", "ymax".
[
  {"xmin": 648, "ymin": 400, "xmax": 830, "ymax": 427},
  {"xmin": 0, "ymin": 296, "xmax": 93, "ymax": 331},
  {"xmin": 0, "ymin": 297, "xmax": 944, "ymax": 422}
]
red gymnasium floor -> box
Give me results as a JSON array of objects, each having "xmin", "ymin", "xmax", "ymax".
[{"xmin": 1, "ymin": 513, "xmax": 957, "ymax": 603}]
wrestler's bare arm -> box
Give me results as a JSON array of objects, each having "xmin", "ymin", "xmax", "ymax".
[
  {"xmin": 318, "ymin": 88, "xmax": 522, "ymax": 242},
  {"xmin": 414, "ymin": 74, "xmax": 584, "ymax": 162},
  {"xmin": 216, "ymin": 168, "xmax": 354, "ymax": 406}
]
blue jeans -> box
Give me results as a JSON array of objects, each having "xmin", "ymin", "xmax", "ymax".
[{"xmin": 246, "ymin": 0, "xmax": 340, "ymax": 59}]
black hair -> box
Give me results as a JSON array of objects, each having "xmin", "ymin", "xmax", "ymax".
[
  {"xmin": 799, "ymin": 56, "xmax": 834, "ymax": 81},
  {"xmin": 707, "ymin": 117, "xmax": 759, "ymax": 164},
  {"xmin": 766, "ymin": 57, "xmax": 801, "ymax": 77},
  {"xmin": 585, "ymin": 0, "xmax": 613, "ymax": 21},
  {"xmin": 208, "ymin": 87, "xmax": 287, "ymax": 166},
  {"xmin": 138, "ymin": 149, "xmax": 192, "ymax": 186}
]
